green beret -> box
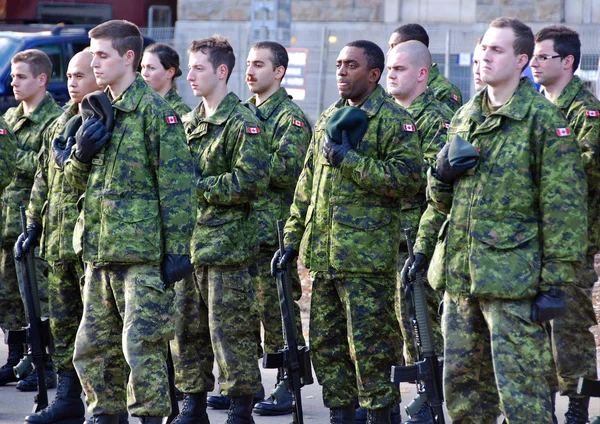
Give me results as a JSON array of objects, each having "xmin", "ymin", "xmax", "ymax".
[{"xmin": 325, "ymin": 106, "xmax": 368, "ymax": 147}]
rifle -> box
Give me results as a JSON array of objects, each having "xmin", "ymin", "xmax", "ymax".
[
  {"xmin": 390, "ymin": 228, "xmax": 445, "ymax": 423},
  {"xmin": 262, "ymin": 219, "xmax": 313, "ymax": 424},
  {"xmin": 6, "ymin": 206, "xmax": 53, "ymax": 411}
]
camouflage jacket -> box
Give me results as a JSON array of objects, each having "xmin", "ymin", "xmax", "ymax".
[
  {"xmin": 425, "ymin": 78, "xmax": 587, "ymax": 299},
  {"xmin": 0, "ymin": 118, "xmax": 18, "ymax": 244},
  {"xmin": 165, "ymin": 88, "xmax": 191, "ymax": 117},
  {"xmin": 64, "ymin": 75, "xmax": 195, "ymax": 269},
  {"xmin": 3, "ymin": 93, "xmax": 62, "ymax": 242},
  {"xmin": 184, "ymin": 92, "xmax": 270, "ymax": 266},
  {"xmin": 26, "ymin": 102, "xmax": 82, "ymax": 261},
  {"xmin": 401, "ymin": 88, "xmax": 453, "ymax": 244},
  {"xmin": 248, "ymin": 88, "xmax": 312, "ymax": 247},
  {"xmin": 284, "ymin": 84, "xmax": 422, "ymax": 278},
  {"xmin": 428, "ymin": 64, "xmax": 462, "ymax": 113},
  {"xmin": 553, "ymin": 75, "xmax": 600, "ymax": 257}
]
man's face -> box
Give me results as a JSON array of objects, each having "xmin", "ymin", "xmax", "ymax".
[
  {"xmin": 245, "ymin": 48, "xmax": 280, "ymax": 95},
  {"xmin": 472, "ymin": 44, "xmax": 486, "ymax": 92},
  {"xmin": 387, "ymin": 32, "xmax": 403, "ymax": 53},
  {"xmin": 531, "ymin": 39, "xmax": 564, "ymax": 87},
  {"xmin": 479, "ymin": 26, "xmax": 525, "ymax": 88},
  {"xmin": 336, "ymin": 46, "xmax": 376, "ymax": 103},
  {"xmin": 67, "ymin": 54, "xmax": 100, "ymax": 104},
  {"xmin": 90, "ymin": 38, "xmax": 130, "ymax": 88},
  {"xmin": 10, "ymin": 62, "xmax": 44, "ymax": 103},
  {"xmin": 386, "ymin": 49, "xmax": 420, "ymax": 101},
  {"xmin": 187, "ymin": 50, "xmax": 219, "ymax": 98},
  {"xmin": 141, "ymin": 51, "xmax": 172, "ymax": 94}
]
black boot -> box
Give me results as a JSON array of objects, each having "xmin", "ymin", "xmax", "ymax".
[
  {"xmin": 330, "ymin": 404, "xmax": 356, "ymax": 424},
  {"xmin": 24, "ymin": 370, "xmax": 85, "ymax": 424},
  {"xmin": 138, "ymin": 418, "xmax": 162, "ymax": 424},
  {"xmin": 171, "ymin": 392, "xmax": 209, "ymax": 424},
  {"xmin": 93, "ymin": 416, "xmax": 120, "ymax": 424},
  {"xmin": 208, "ymin": 386, "xmax": 264, "ymax": 410},
  {"xmin": 0, "ymin": 343, "xmax": 24, "ymax": 386},
  {"xmin": 226, "ymin": 395, "xmax": 255, "ymax": 424},
  {"xmin": 253, "ymin": 379, "xmax": 293, "ymax": 416},
  {"xmin": 565, "ymin": 396, "xmax": 590, "ymax": 424},
  {"xmin": 16, "ymin": 357, "xmax": 57, "ymax": 392},
  {"xmin": 87, "ymin": 413, "xmax": 128, "ymax": 424},
  {"xmin": 366, "ymin": 407, "xmax": 391, "ymax": 424}
]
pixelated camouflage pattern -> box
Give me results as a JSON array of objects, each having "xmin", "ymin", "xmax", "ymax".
[
  {"xmin": 184, "ymin": 92, "xmax": 270, "ymax": 266},
  {"xmin": 0, "ymin": 115, "xmax": 17, "ymax": 197},
  {"xmin": 0, "ymin": 245, "xmax": 26, "ymax": 330},
  {"xmin": 427, "ymin": 64, "xmax": 462, "ymax": 114},
  {"xmin": 443, "ymin": 292, "xmax": 553, "ymax": 423},
  {"xmin": 64, "ymin": 75, "xmax": 195, "ymax": 264},
  {"xmin": 427, "ymin": 78, "xmax": 587, "ymax": 298},
  {"xmin": 164, "ymin": 88, "xmax": 191, "ymax": 117},
  {"xmin": 284, "ymin": 84, "xmax": 422, "ymax": 277},
  {"xmin": 26, "ymin": 102, "xmax": 83, "ymax": 261},
  {"xmin": 247, "ymin": 87, "xmax": 311, "ymax": 246},
  {"xmin": 2, "ymin": 92, "xmax": 62, "ymax": 242},
  {"xmin": 73, "ymin": 263, "xmax": 175, "ymax": 416}
]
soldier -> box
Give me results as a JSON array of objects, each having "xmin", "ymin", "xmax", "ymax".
[
  {"xmin": 384, "ymin": 40, "xmax": 453, "ymax": 424},
  {"xmin": 64, "ymin": 20, "xmax": 195, "ymax": 423},
  {"xmin": 472, "ymin": 40, "xmax": 486, "ymax": 92},
  {"xmin": 279, "ymin": 39, "xmax": 422, "ymax": 424},
  {"xmin": 414, "ymin": 17, "xmax": 587, "ymax": 422},
  {"xmin": 0, "ymin": 49, "xmax": 62, "ymax": 391},
  {"xmin": 141, "ymin": 42, "xmax": 191, "ymax": 116},
  {"xmin": 170, "ymin": 35, "xmax": 270, "ymax": 424},
  {"xmin": 388, "ymin": 24, "xmax": 463, "ymax": 113},
  {"xmin": 532, "ymin": 25, "xmax": 599, "ymax": 424},
  {"xmin": 13, "ymin": 50, "xmax": 100, "ymax": 424}
]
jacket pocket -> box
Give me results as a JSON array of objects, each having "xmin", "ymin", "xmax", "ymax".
[
  {"xmin": 468, "ymin": 219, "xmax": 540, "ymax": 299},
  {"xmin": 330, "ymin": 204, "xmax": 399, "ymax": 273},
  {"xmin": 98, "ymin": 197, "xmax": 161, "ymax": 263},
  {"xmin": 428, "ymin": 218, "xmax": 449, "ymax": 291}
]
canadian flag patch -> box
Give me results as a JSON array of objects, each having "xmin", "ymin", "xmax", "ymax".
[
  {"xmin": 403, "ymin": 124, "xmax": 415, "ymax": 132},
  {"xmin": 0, "ymin": 129, "xmax": 6, "ymax": 135},
  {"xmin": 443, "ymin": 122, "xmax": 450, "ymax": 129},
  {"xmin": 247, "ymin": 127, "xmax": 260, "ymax": 134},
  {"xmin": 165, "ymin": 116, "xmax": 178, "ymax": 124},
  {"xmin": 451, "ymin": 93, "xmax": 459, "ymax": 102},
  {"xmin": 292, "ymin": 119, "xmax": 304, "ymax": 128},
  {"xmin": 586, "ymin": 110, "xmax": 599, "ymax": 117},
  {"xmin": 556, "ymin": 127, "xmax": 571, "ymax": 137}
]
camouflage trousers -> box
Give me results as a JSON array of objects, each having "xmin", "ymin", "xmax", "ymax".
[
  {"xmin": 193, "ymin": 264, "xmax": 261, "ymax": 397},
  {"xmin": 546, "ymin": 255, "xmax": 598, "ymax": 397},
  {"xmin": 48, "ymin": 259, "xmax": 84, "ymax": 373},
  {"xmin": 252, "ymin": 248, "xmax": 305, "ymax": 355},
  {"xmin": 73, "ymin": 263, "xmax": 175, "ymax": 417},
  {"xmin": 395, "ymin": 251, "xmax": 443, "ymax": 364},
  {"xmin": 170, "ymin": 274, "xmax": 215, "ymax": 394},
  {"xmin": 0, "ymin": 244, "xmax": 48, "ymax": 332},
  {"xmin": 443, "ymin": 292, "xmax": 554, "ymax": 423},
  {"xmin": 310, "ymin": 274, "xmax": 402, "ymax": 410}
]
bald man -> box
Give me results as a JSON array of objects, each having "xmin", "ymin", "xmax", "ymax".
[
  {"xmin": 21, "ymin": 50, "xmax": 101, "ymax": 424},
  {"xmin": 386, "ymin": 40, "xmax": 453, "ymax": 424}
]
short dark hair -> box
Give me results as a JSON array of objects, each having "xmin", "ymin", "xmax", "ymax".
[
  {"xmin": 489, "ymin": 17, "xmax": 534, "ymax": 71},
  {"xmin": 144, "ymin": 42, "xmax": 183, "ymax": 79},
  {"xmin": 11, "ymin": 49, "xmax": 52, "ymax": 86},
  {"xmin": 188, "ymin": 35, "xmax": 235, "ymax": 83},
  {"xmin": 392, "ymin": 24, "xmax": 429, "ymax": 48},
  {"xmin": 535, "ymin": 25, "xmax": 581, "ymax": 72},
  {"xmin": 89, "ymin": 20, "xmax": 143, "ymax": 71},
  {"xmin": 251, "ymin": 41, "xmax": 289, "ymax": 72},
  {"xmin": 345, "ymin": 40, "xmax": 385, "ymax": 83}
]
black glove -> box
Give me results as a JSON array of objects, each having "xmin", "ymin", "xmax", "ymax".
[
  {"xmin": 52, "ymin": 136, "xmax": 76, "ymax": 169},
  {"xmin": 74, "ymin": 118, "xmax": 111, "ymax": 164},
  {"xmin": 271, "ymin": 247, "xmax": 298, "ymax": 276},
  {"xmin": 14, "ymin": 223, "xmax": 42, "ymax": 259},
  {"xmin": 408, "ymin": 253, "xmax": 427, "ymax": 281},
  {"xmin": 161, "ymin": 254, "xmax": 193, "ymax": 286},
  {"xmin": 323, "ymin": 130, "xmax": 352, "ymax": 167},
  {"xmin": 530, "ymin": 289, "xmax": 567, "ymax": 323}
]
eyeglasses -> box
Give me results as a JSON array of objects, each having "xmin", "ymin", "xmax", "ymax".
[{"xmin": 532, "ymin": 54, "xmax": 562, "ymax": 62}]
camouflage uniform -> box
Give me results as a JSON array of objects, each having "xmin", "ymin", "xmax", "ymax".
[
  {"xmin": 396, "ymin": 88, "xmax": 452, "ymax": 364},
  {"xmin": 25, "ymin": 101, "xmax": 84, "ymax": 374},
  {"xmin": 546, "ymin": 75, "xmax": 599, "ymax": 396},
  {"xmin": 422, "ymin": 78, "xmax": 587, "ymax": 422},
  {"xmin": 427, "ymin": 63, "xmax": 462, "ymax": 113},
  {"xmin": 164, "ymin": 88, "xmax": 191, "ymax": 117},
  {"xmin": 65, "ymin": 75, "xmax": 195, "ymax": 417},
  {"xmin": 284, "ymin": 84, "xmax": 422, "ymax": 410},
  {"xmin": 1, "ymin": 93, "xmax": 62, "ymax": 332},
  {"xmin": 177, "ymin": 92, "xmax": 269, "ymax": 397},
  {"xmin": 247, "ymin": 87, "xmax": 311, "ymax": 354}
]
